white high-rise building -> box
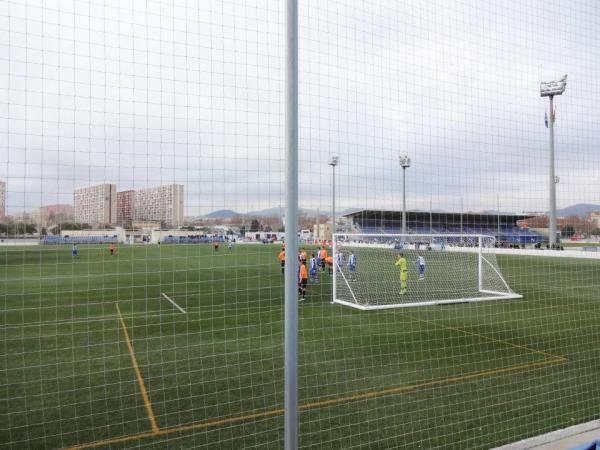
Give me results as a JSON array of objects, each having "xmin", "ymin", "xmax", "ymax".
[
  {"xmin": 133, "ymin": 184, "xmax": 184, "ymax": 227},
  {"xmin": 0, "ymin": 180, "xmax": 5, "ymax": 221},
  {"xmin": 74, "ymin": 184, "xmax": 117, "ymax": 225}
]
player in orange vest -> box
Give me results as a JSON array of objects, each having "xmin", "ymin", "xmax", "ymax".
[
  {"xmin": 325, "ymin": 255, "xmax": 334, "ymax": 275},
  {"xmin": 278, "ymin": 248, "xmax": 286, "ymax": 275},
  {"xmin": 109, "ymin": 243, "xmax": 116, "ymax": 256},
  {"xmin": 319, "ymin": 248, "xmax": 328, "ymax": 271},
  {"xmin": 298, "ymin": 260, "xmax": 309, "ymax": 301}
]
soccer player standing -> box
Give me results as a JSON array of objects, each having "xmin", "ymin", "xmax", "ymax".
[
  {"xmin": 325, "ymin": 255, "xmax": 334, "ymax": 275},
  {"xmin": 395, "ymin": 253, "xmax": 408, "ymax": 294},
  {"xmin": 320, "ymin": 247, "xmax": 328, "ymax": 271},
  {"xmin": 416, "ymin": 253, "xmax": 425, "ymax": 280},
  {"xmin": 298, "ymin": 260, "xmax": 308, "ymax": 301},
  {"xmin": 278, "ymin": 247, "xmax": 286, "ymax": 275},
  {"xmin": 309, "ymin": 253, "xmax": 319, "ymax": 284},
  {"xmin": 348, "ymin": 251, "xmax": 356, "ymax": 280},
  {"xmin": 336, "ymin": 251, "xmax": 344, "ymax": 273}
]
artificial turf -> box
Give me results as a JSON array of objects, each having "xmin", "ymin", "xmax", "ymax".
[{"xmin": 1, "ymin": 243, "xmax": 599, "ymax": 449}]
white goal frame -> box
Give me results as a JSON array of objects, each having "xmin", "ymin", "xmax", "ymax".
[{"xmin": 332, "ymin": 233, "xmax": 523, "ymax": 310}]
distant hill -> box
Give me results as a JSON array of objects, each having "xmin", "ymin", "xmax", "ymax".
[
  {"xmin": 246, "ymin": 206, "xmax": 330, "ymax": 218},
  {"xmin": 246, "ymin": 206, "xmax": 285, "ymax": 217},
  {"xmin": 556, "ymin": 203, "xmax": 600, "ymax": 218},
  {"xmin": 204, "ymin": 209, "xmax": 239, "ymax": 219}
]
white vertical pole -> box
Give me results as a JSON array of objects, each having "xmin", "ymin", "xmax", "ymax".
[
  {"xmin": 284, "ymin": 0, "xmax": 299, "ymax": 447},
  {"xmin": 332, "ymin": 165, "xmax": 336, "ymax": 235},
  {"xmin": 402, "ymin": 167, "xmax": 406, "ymax": 234},
  {"xmin": 460, "ymin": 197, "xmax": 463, "ymax": 245},
  {"xmin": 478, "ymin": 236, "xmax": 483, "ymax": 291},
  {"xmin": 332, "ymin": 235, "xmax": 337, "ymax": 304},
  {"xmin": 429, "ymin": 199, "xmax": 432, "ymax": 233},
  {"xmin": 548, "ymin": 95, "xmax": 557, "ymax": 247}
]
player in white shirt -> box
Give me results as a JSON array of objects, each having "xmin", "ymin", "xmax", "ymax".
[
  {"xmin": 417, "ymin": 253, "xmax": 425, "ymax": 280},
  {"xmin": 336, "ymin": 251, "xmax": 344, "ymax": 273},
  {"xmin": 309, "ymin": 253, "xmax": 319, "ymax": 284},
  {"xmin": 348, "ymin": 251, "xmax": 356, "ymax": 280}
]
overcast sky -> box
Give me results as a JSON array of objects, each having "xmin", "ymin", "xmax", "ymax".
[{"xmin": 1, "ymin": 0, "xmax": 599, "ymax": 216}]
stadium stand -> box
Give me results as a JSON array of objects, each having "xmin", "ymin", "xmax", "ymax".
[
  {"xmin": 344, "ymin": 210, "xmax": 545, "ymax": 244},
  {"xmin": 43, "ymin": 235, "xmax": 119, "ymax": 244}
]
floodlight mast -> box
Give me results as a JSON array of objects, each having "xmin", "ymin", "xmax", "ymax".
[
  {"xmin": 540, "ymin": 75, "xmax": 567, "ymax": 247},
  {"xmin": 399, "ymin": 156, "xmax": 411, "ymax": 234},
  {"xmin": 328, "ymin": 156, "xmax": 339, "ymax": 236}
]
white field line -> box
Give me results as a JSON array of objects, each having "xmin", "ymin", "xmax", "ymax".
[{"xmin": 161, "ymin": 293, "xmax": 187, "ymax": 314}]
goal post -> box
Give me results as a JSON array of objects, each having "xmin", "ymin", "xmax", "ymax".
[{"xmin": 332, "ymin": 233, "xmax": 522, "ymax": 310}]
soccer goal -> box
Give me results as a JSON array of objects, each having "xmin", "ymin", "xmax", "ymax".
[{"xmin": 332, "ymin": 233, "xmax": 522, "ymax": 310}]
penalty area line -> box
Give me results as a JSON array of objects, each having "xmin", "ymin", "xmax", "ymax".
[
  {"xmin": 115, "ymin": 304, "xmax": 160, "ymax": 433},
  {"xmin": 161, "ymin": 293, "xmax": 187, "ymax": 314}
]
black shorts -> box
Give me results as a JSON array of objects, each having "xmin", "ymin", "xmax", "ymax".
[
  {"xmin": 319, "ymin": 261, "xmax": 325, "ymax": 268},
  {"xmin": 281, "ymin": 261, "xmax": 285, "ymax": 267},
  {"xmin": 299, "ymin": 279, "xmax": 308, "ymax": 289}
]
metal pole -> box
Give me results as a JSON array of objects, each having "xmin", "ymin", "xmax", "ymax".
[
  {"xmin": 478, "ymin": 236, "xmax": 483, "ymax": 291},
  {"xmin": 429, "ymin": 199, "xmax": 432, "ymax": 233},
  {"xmin": 460, "ymin": 197, "xmax": 463, "ymax": 244},
  {"xmin": 284, "ymin": 0, "xmax": 298, "ymax": 447},
  {"xmin": 332, "ymin": 165, "xmax": 336, "ymax": 235},
  {"xmin": 497, "ymin": 193, "xmax": 500, "ymax": 235},
  {"xmin": 548, "ymin": 95, "xmax": 557, "ymax": 246},
  {"xmin": 402, "ymin": 167, "xmax": 406, "ymax": 234}
]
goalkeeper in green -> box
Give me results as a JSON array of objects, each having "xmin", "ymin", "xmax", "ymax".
[{"xmin": 395, "ymin": 253, "xmax": 408, "ymax": 294}]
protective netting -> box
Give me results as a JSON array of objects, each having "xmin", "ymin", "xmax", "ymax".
[{"xmin": 2, "ymin": 0, "xmax": 600, "ymax": 449}]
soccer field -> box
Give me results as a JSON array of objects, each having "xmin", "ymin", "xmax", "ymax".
[{"xmin": 2, "ymin": 243, "xmax": 600, "ymax": 449}]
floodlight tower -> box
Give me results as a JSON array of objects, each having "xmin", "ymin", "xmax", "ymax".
[
  {"xmin": 399, "ymin": 156, "xmax": 411, "ymax": 234},
  {"xmin": 328, "ymin": 156, "xmax": 339, "ymax": 235},
  {"xmin": 540, "ymin": 75, "xmax": 567, "ymax": 246}
]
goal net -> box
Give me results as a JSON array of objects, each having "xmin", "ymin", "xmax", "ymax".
[{"xmin": 333, "ymin": 233, "xmax": 522, "ymax": 310}]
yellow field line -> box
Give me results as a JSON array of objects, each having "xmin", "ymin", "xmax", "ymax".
[
  {"xmin": 65, "ymin": 356, "xmax": 565, "ymax": 450},
  {"xmin": 404, "ymin": 314, "xmax": 568, "ymax": 362},
  {"xmin": 116, "ymin": 304, "xmax": 160, "ymax": 433}
]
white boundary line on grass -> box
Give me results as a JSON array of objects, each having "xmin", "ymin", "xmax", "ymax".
[{"xmin": 161, "ymin": 293, "xmax": 187, "ymax": 314}]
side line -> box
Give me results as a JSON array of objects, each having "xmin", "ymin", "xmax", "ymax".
[
  {"xmin": 65, "ymin": 357, "xmax": 565, "ymax": 450},
  {"xmin": 403, "ymin": 314, "xmax": 568, "ymax": 362},
  {"xmin": 116, "ymin": 304, "xmax": 160, "ymax": 433},
  {"xmin": 161, "ymin": 293, "xmax": 187, "ymax": 314}
]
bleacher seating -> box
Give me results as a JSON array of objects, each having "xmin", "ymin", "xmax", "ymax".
[
  {"xmin": 161, "ymin": 235, "xmax": 225, "ymax": 244},
  {"xmin": 352, "ymin": 222, "xmax": 545, "ymax": 244},
  {"xmin": 43, "ymin": 235, "xmax": 119, "ymax": 244}
]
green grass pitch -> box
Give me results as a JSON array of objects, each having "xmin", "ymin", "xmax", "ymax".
[{"xmin": 1, "ymin": 243, "xmax": 600, "ymax": 449}]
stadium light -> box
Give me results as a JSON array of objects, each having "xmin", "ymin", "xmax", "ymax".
[
  {"xmin": 399, "ymin": 156, "xmax": 411, "ymax": 234},
  {"xmin": 540, "ymin": 75, "xmax": 567, "ymax": 246},
  {"xmin": 328, "ymin": 156, "xmax": 339, "ymax": 236}
]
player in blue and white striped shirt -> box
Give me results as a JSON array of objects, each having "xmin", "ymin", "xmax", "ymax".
[
  {"xmin": 336, "ymin": 251, "xmax": 344, "ymax": 273},
  {"xmin": 348, "ymin": 251, "xmax": 356, "ymax": 280},
  {"xmin": 309, "ymin": 253, "xmax": 319, "ymax": 284},
  {"xmin": 417, "ymin": 253, "xmax": 425, "ymax": 280}
]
